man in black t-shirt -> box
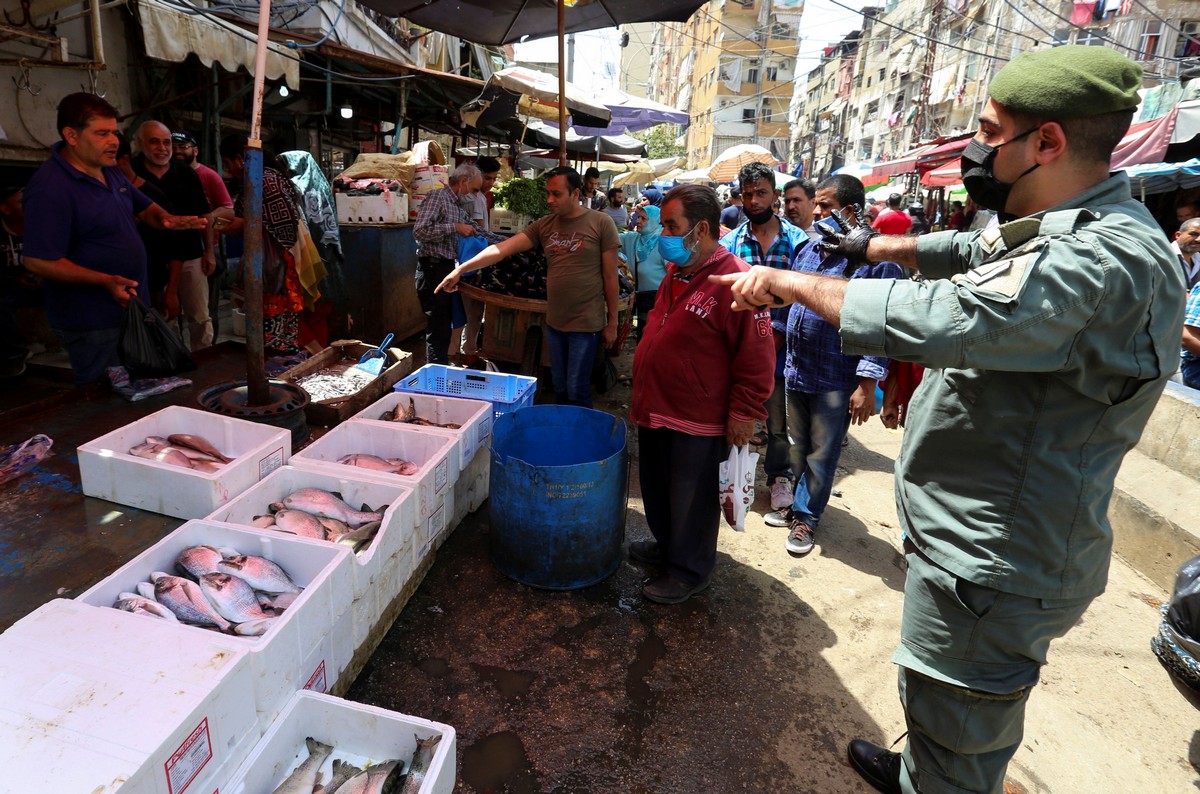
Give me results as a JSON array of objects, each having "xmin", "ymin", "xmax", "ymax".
[{"xmin": 0, "ymin": 185, "xmax": 32, "ymax": 376}]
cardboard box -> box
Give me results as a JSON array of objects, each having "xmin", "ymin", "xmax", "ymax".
[
  {"xmin": 348, "ymin": 392, "xmax": 492, "ymax": 473},
  {"xmin": 225, "ymin": 690, "xmax": 456, "ymax": 794},
  {"xmin": 279, "ymin": 340, "xmax": 414, "ymax": 428},
  {"xmin": 77, "ymin": 520, "xmax": 353, "ymax": 733},
  {"xmin": 77, "ymin": 405, "xmax": 290, "ymax": 519},
  {"xmin": 0, "ymin": 599, "xmax": 257, "ymax": 794},
  {"xmin": 206, "ymin": 465, "xmax": 417, "ymax": 653}
]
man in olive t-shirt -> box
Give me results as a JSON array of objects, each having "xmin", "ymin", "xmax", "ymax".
[{"xmin": 435, "ymin": 166, "xmax": 621, "ymax": 408}]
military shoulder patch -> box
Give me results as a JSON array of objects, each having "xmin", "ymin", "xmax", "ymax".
[{"xmin": 951, "ymin": 252, "xmax": 1036, "ymax": 299}]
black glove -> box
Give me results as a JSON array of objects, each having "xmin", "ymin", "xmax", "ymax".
[{"xmin": 818, "ymin": 204, "xmax": 877, "ymax": 265}]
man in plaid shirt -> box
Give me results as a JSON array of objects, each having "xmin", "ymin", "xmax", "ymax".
[
  {"xmin": 414, "ymin": 163, "xmax": 482, "ymax": 364},
  {"xmin": 719, "ymin": 161, "xmax": 808, "ymax": 519},
  {"xmin": 773, "ymin": 174, "xmax": 903, "ymax": 556}
]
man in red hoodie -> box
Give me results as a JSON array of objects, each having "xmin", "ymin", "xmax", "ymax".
[{"xmin": 630, "ymin": 184, "xmax": 776, "ymax": 604}]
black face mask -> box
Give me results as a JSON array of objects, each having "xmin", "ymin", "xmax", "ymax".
[
  {"xmin": 960, "ymin": 126, "xmax": 1041, "ymax": 215},
  {"xmin": 745, "ymin": 205, "xmax": 775, "ymax": 225}
]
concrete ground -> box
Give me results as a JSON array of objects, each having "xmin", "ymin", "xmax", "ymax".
[{"xmin": 347, "ymin": 368, "xmax": 1200, "ymax": 793}]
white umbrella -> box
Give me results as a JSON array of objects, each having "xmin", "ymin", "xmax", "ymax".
[
  {"xmin": 673, "ymin": 166, "xmax": 714, "ymax": 184},
  {"xmin": 707, "ymin": 144, "xmax": 780, "ymax": 183}
]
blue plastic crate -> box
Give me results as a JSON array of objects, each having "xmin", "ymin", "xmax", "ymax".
[{"xmin": 394, "ymin": 364, "xmax": 537, "ymax": 418}]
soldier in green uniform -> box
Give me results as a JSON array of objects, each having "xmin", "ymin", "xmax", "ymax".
[{"xmin": 713, "ymin": 46, "xmax": 1186, "ymax": 793}]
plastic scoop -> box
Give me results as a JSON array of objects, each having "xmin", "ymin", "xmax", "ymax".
[{"xmin": 350, "ymin": 333, "xmax": 394, "ymax": 377}]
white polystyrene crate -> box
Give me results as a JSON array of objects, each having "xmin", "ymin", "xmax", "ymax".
[
  {"xmin": 290, "ymin": 422, "xmax": 455, "ymax": 523},
  {"xmin": 0, "ymin": 599, "xmax": 257, "ymax": 794},
  {"xmin": 335, "ymin": 191, "xmax": 408, "ymax": 224},
  {"xmin": 77, "ymin": 520, "xmax": 352, "ymax": 733},
  {"xmin": 78, "ymin": 405, "xmax": 290, "ymax": 519},
  {"xmin": 447, "ymin": 446, "xmax": 490, "ymax": 532},
  {"xmin": 348, "ymin": 392, "xmax": 493, "ymax": 474},
  {"xmin": 226, "ymin": 691, "xmax": 456, "ymax": 794},
  {"xmin": 205, "ymin": 465, "xmax": 417, "ymax": 652}
]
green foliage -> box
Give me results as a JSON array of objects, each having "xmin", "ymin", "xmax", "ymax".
[
  {"xmin": 632, "ymin": 125, "xmax": 685, "ymax": 160},
  {"xmin": 494, "ymin": 176, "xmax": 549, "ymax": 219}
]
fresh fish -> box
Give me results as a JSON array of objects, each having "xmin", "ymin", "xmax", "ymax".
[
  {"xmin": 157, "ymin": 444, "xmax": 223, "ymax": 463},
  {"xmin": 168, "ymin": 433, "xmax": 232, "ymax": 462},
  {"xmin": 318, "ymin": 516, "xmax": 350, "ymax": 536},
  {"xmin": 398, "ymin": 734, "xmax": 442, "ymax": 794},
  {"xmin": 274, "ymin": 509, "xmax": 328, "ymax": 540},
  {"xmin": 198, "ymin": 572, "xmax": 271, "ymax": 623},
  {"xmin": 257, "ymin": 591, "xmax": 299, "ymax": 612},
  {"xmin": 250, "ymin": 514, "xmax": 277, "ymax": 528},
  {"xmin": 329, "ymin": 520, "xmax": 381, "ymax": 553},
  {"xmin": 272, "ymin": 737, "xmax": 335, "ymax": 794},
  {"xmin": 192, "ymin": 460, "xmax": 225, "ymax": 474},
  {"xmin": 282, "ymin": 488, "xmax": 383, "ymax": 528},
  {"xmin": 338, "ymin": 454, "xmax": 418, "ymax": 476},
  {"xmin": 176, "ymin": 545, "xmax": 227, "ymax": 579},
  {"xmin": 114, "ymin": 592, "xmax": 179, "ymax": 622},
  {"xmin": 395, "ymin": 398, "xmax": 461, "ymax": 429},
  {"xmin": 233, "ymin": 616, "xmax": 278, "ymax": 636},
  {"xmin": 331, "ymin": 759, "xmax": 403, "ymax": 794},
  {"xmin": 318, "ymin": 759, "xmax": 363, "ymax": 794},
  {"xmin": 135, "ymin": 581, "xmax": 158, "ymax": 600},
  {"xmin": 217, "ymin": 554, "xmax": 303, "ymax": 594},
  {"xmin": 152, "ymin": 572, "xmax": 232, "ymax": 631},
  {"xmin": 129, "ymin": 444, "xmax": 194, "ymax": 469}
]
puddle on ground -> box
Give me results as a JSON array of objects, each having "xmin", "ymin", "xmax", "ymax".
[
  {"xmin": 416, "ymin": 657, "xmax": 449, "ymax": 677},
  {"xmin": 471, "ymin": 663, "xmax": 536, "ymax": 698},
  {"xmin": 460, "ymin": 730, "xmax": 539, "ymax": 793},
  {"xmin": 616, "ymin": 627, "xmax": 667, "ymax": 758}
]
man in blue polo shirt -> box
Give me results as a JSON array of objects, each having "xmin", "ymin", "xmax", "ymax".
[{"xmin": 22, "ymin": 93, "xmax": 206, "ymax": 386}]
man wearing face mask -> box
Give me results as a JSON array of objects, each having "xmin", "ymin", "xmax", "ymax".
[
  {"xmin": 714, "ymin": 46, "xmax": 1184, "ymax": 794},
  {"xmin": 629, "ymin": 184, "xmax": 774, "ymax": 604},
  {"xmin": 414, "ymin": 163, "xmax": 482, "ymax": 365}
]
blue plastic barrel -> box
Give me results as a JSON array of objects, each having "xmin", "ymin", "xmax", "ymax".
[{"xmin": 489, "ymin": 405, "xmax": 629, "ymax": 589}]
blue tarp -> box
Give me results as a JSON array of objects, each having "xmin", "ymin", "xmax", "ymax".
[{"xmin": 1118, "ymin": 158, "xmax": 1200, "ymax": 196}]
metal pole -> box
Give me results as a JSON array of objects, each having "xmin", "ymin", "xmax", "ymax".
[
  {"xmin": 243, "ymin": 0, "xmax": 272, "ymax": 406},
  {"xmin": 558, "ymin": 0, "xmax": 567, "ymax": 166}
]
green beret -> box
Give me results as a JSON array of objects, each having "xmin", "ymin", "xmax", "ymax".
[{"xmin": 989, "ymin": 45, "xmax": 1142, "ymax": 118}]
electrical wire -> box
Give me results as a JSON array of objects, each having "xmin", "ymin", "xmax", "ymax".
[
  {"xmin": 285, "ymin": 0, "xmax": 346, "ymax": 49},
  {"xmin": 1129, "ymin": 0, "xmax": 1200, "ymax": 53}
]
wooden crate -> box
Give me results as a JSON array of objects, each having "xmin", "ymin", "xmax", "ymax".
[{"xmin": 279, "ymin": 340, "xmax": 414, "ymax": 427}]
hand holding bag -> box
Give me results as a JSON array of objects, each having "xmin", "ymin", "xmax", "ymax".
[
  {"xmin": 119, "ymin": 294, "xmax": 197, "ymax": 378},
  {"xmin": 718, "ymin": 444, "xmax": 758, "ymax": 531}
]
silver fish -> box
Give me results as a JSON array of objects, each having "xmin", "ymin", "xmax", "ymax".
[
  {"xmin": 176, "ymin": 545, "xmax": 227, "ymax": 579},
  {"xmin": 152, "ymin": 572, "xmax": 232, "ymax": 631},
  {"xmin": 398, "ymin": 734, "xmax": 442, "ymax": 794},
  {"xmin": 331, "ymin": 759, "xmax": 403, "ymax": 794},
  {"xmin": 130, "ymin": 444, "xmax": 194, "ymax": 469},
  {"xmin": 317, "ymin": 759, "xmax": 363, "ymax": 794},
  {"xmin": 329, "ymin": 520, "xmax": 381, "ymax": 553},
  {"xmin": 114, "ymin": 592, "xmax": 179, "ymax": 622},
  {"xmin": 198, "ymin": 572, "xmax": 271, "ymax": 623},
  {"xmin": 135, "ymin": 581, "xmax": 158, "ymax": 600},
  {"xmin": 274, "ymin": 509, "xmax": 328, "ymax": 540},
  {"xmin": 272, "ymin": 737, "xmax": 334, "ymax": 794},
  {"xmin": 282, "ymin": 488, "xmax": 383, "ymax": 527},
  {"xmin": 257, "ymin": 591, "xmax": 299, "ymax": 612},
  {"xmin": 168, "ymin": 433, "xmax": 232, "ymax": 462},
  {"xmin": 250, "ymin": 514, "xmax": 277, "ymax": 528},
  {"xmin": 337, "ymin": 454, "xmax": 419, "ymax": 476},
  {"xmin": 318, "ymin": 516, "xmax": 350, "ymax": 536},
  {"xmin": 233, "ymin": 616, "xmax": 278, "ymax": 636},
  {"xmin": 217, "ymin": 554, "xmax": 303, "ymax": 594}
]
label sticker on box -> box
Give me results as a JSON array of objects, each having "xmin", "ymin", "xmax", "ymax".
[
  {"xmin": 259, "ymin": 446, "xmax": 285, "ymax": 479},
  {"xmin": 304, "ymin": 660, "xmax": 327, "ymax": 693},
  {"xmin": 434, "ymin": 457, "xmax": 449, "ymax": 495},
  {"xmin": 428, "ymin": 501, "xmax": 445, "ymax": 543},
  {"xmin": 165, "ymin": 717, "xmax": 212, "ymax": 794},
  {"xmin": 479, "ymin": 413, "xmax": 492, "ymax": 441}
]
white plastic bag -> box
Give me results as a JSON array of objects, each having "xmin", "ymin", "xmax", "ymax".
[{"xmin": 718, "ymin": 444, "xmax": 758, "ymax": 531}]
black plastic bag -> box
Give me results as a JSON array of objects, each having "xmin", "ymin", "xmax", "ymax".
[
  {"xmin": 119, "ymin": 295, "xmax": 196, "ymax": 378},
  {"xmin": 592, "ymin": 349, "xmax": 618, "ymax": 394}
]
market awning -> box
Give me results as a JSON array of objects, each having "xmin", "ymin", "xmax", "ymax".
[
  {"xmin": 1110, "ymin": 114, "xmax": 1177, "ymax": 171},
  {"xmin": 868, "ymin": 144, "xmax": 938, "ymax": 180},
  {"xmin": 921, "ymin": 158, "xmax": 962, "ymax": 187},
  {"xmin": 914, "ymin": 134, "xmax": 973, "ymax": 171},
  {"xmin": 1119, "ymin": 157, "xmax": 1200, "ymax": 196},
  {"xmin": 135, "ymin": 0, "xmax": 300, "ymax": 88}
]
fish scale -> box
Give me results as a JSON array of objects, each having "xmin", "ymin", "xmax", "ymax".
[
  {"xmin": 199, "ymin": 572, "xmax": 271, "ymax": 623},
  {"xmin": 152, "ymin": 572, "xmax": 232, "ymax": 631}
]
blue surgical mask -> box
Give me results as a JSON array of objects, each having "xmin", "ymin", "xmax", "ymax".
[{"xmin": 658, "ymin": 224, "xmax": 700, "ymax": 267}]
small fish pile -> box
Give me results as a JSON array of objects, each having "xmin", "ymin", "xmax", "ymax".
[
  {"xmin": 338, "ymin": 454, "xmax": 419, "ymax": 476},
  {"xmin": 272, "ymin": 733, "xmax": 442, "ymax": 794},
  {"xmin": 380, "ymin": 397, "xmax": 462, "ymax": 429},
  {"xmin": 113, "ymin": 544, "xmax": 303, "ymax": 637},
  {"xmin": 128, "ymin": 433, "xmax": 233, "ymax": 473},
  {"xmin": 251, "ymin": 487, "xmax": 386, "ymax": 554},
  {"xmin": 296, "ymin": 367, "xmax": 378, "ymax": 402}
]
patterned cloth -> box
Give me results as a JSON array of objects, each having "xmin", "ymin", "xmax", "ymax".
[
  {"xmin": 414, "ymin": 186, "xmax": 471, "ymax": 261},
  {"xmin": 233, "ymin": 167, "xmax": 304, "ymax": 319},
  {"xmin": 280, "ymin": 150, "xmax": 341, "ymax": 255},
  {"xmin": 783, "ymin": 244, "xmax": 904, "ymax": 393}
]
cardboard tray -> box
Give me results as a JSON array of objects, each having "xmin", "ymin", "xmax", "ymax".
[{"xmin": 279, "ymin": 340, "xmax": 414, "ymax": 427}]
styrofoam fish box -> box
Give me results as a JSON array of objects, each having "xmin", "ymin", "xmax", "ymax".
[
  {"xmin": 446, "ymin": 445, "xmax": 490, "ymax": 533},
  {"xmin": 77, "ymin": 520, "xmax": 353, "ymax": 733},
  {"xmin": 0, "ymin": 599, "xmax": 257, "ymax": 794},
  {"xmin": 206, "ymin": 465, "xmax": 417, "ymax": 652},
  {"xmin": 349, "ymin": 391, "xmax": 493, "ymax": 473},
  {"xmin": 290, "ymin": 421, "xmax": 455, "ymax": 523},
  {"xmin": 226, "ymin": 691, "xmax": 456, "ymax": 794},
  {"xmin": 78, "ymin": 405, "xmax": 290, "ymax": 519},
  {"xmin": 335, "ymin": 190, "xmax": 408, "ymax": 224}
]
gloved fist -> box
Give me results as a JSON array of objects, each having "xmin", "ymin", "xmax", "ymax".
[{"xmin": 818, "ymin": 204, "xmax": 877, "ymax": 264}]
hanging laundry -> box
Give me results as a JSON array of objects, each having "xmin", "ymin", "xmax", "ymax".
[{"xmin": 1071, "ymin": 1, "xmax": 1098, "ymax": 25}]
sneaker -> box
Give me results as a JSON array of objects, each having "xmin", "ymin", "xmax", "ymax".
[
  {"xmin": 764, "ymin": 508, "xmax": 792, "ymax": 527},
  {"xmin": 786, "ymin": 519, "xmax": 815, "ymax": 555},
  {"xmin": 628, "ymin": 540, "xmax": 663, "ymax": 565},
  {"xmin": 769, "ymin": 476, "xmax": 793, "ymax": 511}
]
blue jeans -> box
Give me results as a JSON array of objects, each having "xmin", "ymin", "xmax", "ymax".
[
  {"xmin": 764, "ymin": 375, "xmax": 792, "ymax": 481},
  {"xmin": 54, "ymin": 326, "xmax": 122, "ymax": 387},
  {"xmin": 545, "ymin": 326, "xmax": 601, "ymax": 408},
  {"xmin": 786, "ymin": 387, "xmax": 853, "ymax": 527}
]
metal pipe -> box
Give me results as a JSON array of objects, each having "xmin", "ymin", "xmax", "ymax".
[
  {"xmin": 557, "ymin": 0, "xmax": 567, "ymax": 166},
  {"xmin": 243, "ymin": 0, "xmax": 273, "ymax": 406},
  {"xmin": 88, "ymin": 0, "xmax": 104, "ymax": 65}
]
